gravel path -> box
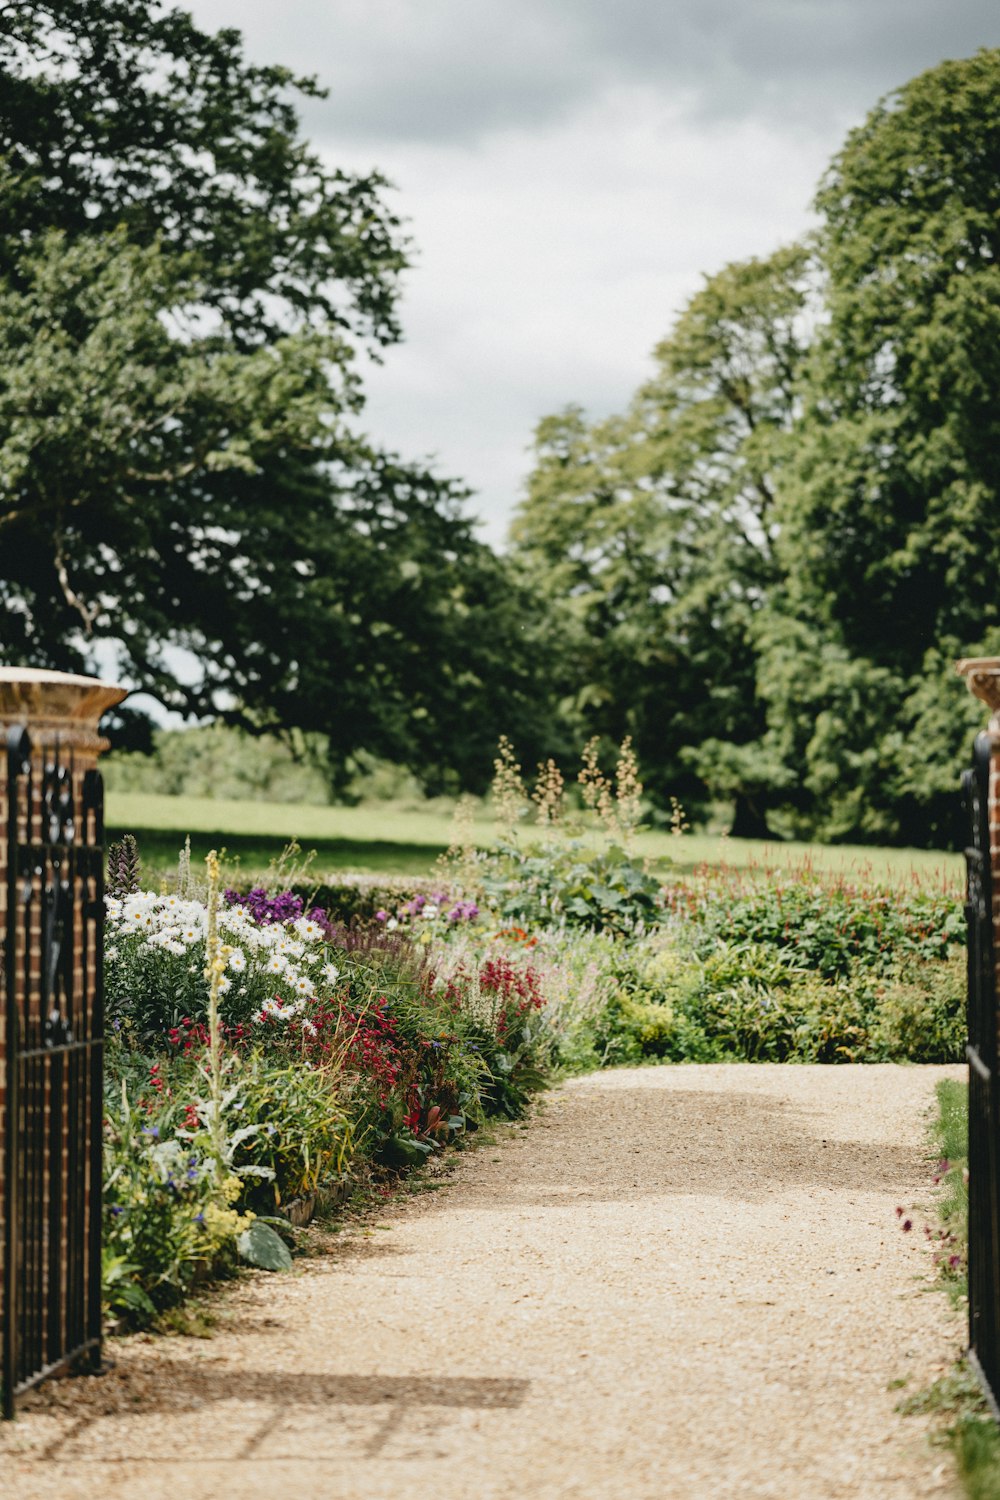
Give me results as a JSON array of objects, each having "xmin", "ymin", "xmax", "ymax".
[{"xmin": 3, "ymin": 1063, "xmax": 966, "ymax": 1499}]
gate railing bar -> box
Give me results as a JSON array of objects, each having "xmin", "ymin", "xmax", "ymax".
[{"xmin": 2, "ymin": 725, "xmax": 28, "ymax": 1420}]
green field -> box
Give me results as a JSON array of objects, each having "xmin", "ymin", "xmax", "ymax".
[{"xmin": 106, "ymin": 790, "xmax": 964, "ymax": 888}]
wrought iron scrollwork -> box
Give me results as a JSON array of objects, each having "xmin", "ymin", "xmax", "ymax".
[{"xmin": 2, "ymin": 725, "xmax": 105, "ymax": 1418}]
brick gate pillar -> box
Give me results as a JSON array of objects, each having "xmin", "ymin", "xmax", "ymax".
[{"xmin": 0, "ymin": 668, "xmax": 127, "ymax": 1031}]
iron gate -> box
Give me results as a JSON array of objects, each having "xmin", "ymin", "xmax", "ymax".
[
  {"xmin": 964, "ymin": 730, "xmax": 1000, "ymax": 1416},
  {"xmin": 2, "ymin": 726, "xmax": 105, "ymax": 1417}
]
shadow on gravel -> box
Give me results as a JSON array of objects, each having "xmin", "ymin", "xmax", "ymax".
[
  {"xmin": 32, "ymin": 1365, "xmax": 530, "ymax": 1464},
  {"xmin": 446, "ymin": 1088, "xmax": 921, "ymax": 1209}
]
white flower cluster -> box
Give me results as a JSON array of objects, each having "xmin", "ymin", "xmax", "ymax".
[{"xmin": 105, "ymin": 892, "xmax": 340, "ymax": 1021}]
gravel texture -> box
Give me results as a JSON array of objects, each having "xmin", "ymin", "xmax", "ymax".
[{"xmin": 2, "ymin": 1063, "xmax": 966, "ymax": 1499}]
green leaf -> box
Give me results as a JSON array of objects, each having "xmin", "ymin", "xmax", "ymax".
[
  {"xmin": 383, "ymin": 1133, "xmax": 434, "ymax": 1167},
  {"xmin": 237, "ymin": 1218, "xmax": 292, "ymax": 1271}
]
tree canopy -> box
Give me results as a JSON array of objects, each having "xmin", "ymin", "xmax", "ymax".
[
  {"xmin": 511, "ymin": 245, "xmax": 811, "ymax": 831},
  {"xmin": 516, "ymin": 49, "xmax": 1000, "ymax": 846},
  {"xmin": 0, "ymin": 1, "xmax": 551, "ymax": 786}
]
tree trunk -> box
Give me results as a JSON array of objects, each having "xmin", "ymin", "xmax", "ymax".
[{"xmin": 729, "ymin": 791, "xmax": 780, "ymax": 841}]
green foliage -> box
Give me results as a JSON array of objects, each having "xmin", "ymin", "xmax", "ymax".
[
  {"xmin": 237, "ymin": 1220, "xmax": 293, "ymax": 1273},
  {"xmin": 584, "ymin": 945, "xmax": 965, "ymax": 1069},
  {"xmin": 510, "ymin": 245, "xmax": 810, "ymax": 823},
  {"xmin": 873, "ymin": 954, "xmax": 967, "ymax": 1063},
  {"xmin": 563, "ymin": 863, "xmax": 966, "ymax": 1068},
  {"xmin": 220, "ymin": 1053, "xmax": 352, "ymax": 1210},
  {"xmin": 100, "ymin": 863, "xmax": 560, "ymax": 1324},
  {"xmin": 677, "ymin": 869, "xmax": 965, "ymax": 977},
  {"xmin": 0, "ymin": 1, "xmax": 405, "ymax": 346},
  {"xmin": 479, "ymin": 840, "xmax": 663, "ymax": 934},
  {"xmin": 930, "ymin": 1078, "xmax": 969, "ymax": 1299},
  {"xmin": 798, "ymin": 49, "xmax": 1000, "ymax": 658},
  {"xmin": 102, "ymin": 1077, "xmax": 247, "ymax": 1321},
  {"xmin": 956, "ymin": 1411, "xmax": 1000, "ymax": 1500},
  {"xmin": 935, "ymin": 1079, "xmax": 970, "ymax": 1166},
  {"xmin": 751, "ymin": 48, "xmax": 1000, "ymax": 846},
  {"xmin": 105, "ymin": 725, "xmax": 333, "ymax": 805},
  {"xmin": 509, "ymin": 50, "xmax": 1000, "ymax": 847},
  {"xmin": 0, "ymin": 2, "xmax": 559, "ymax": 792}
]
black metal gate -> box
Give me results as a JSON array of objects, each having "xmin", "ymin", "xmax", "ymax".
[
  {"xmin": 2, "ymin": 726, "xmax": 105, "ymax": 1418},
  {"xmin": 964, "ymin": 730, "xmax": 1000, "ymax": 1416}
]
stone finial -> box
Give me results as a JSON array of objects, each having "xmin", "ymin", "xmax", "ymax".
[
  {"xmin": 956, "ymin": 658, "xmax": 1000, "ymax": 731},
  {"xmin": 0, "ymin": 667, "xmax": 128, "ymax": 755}
]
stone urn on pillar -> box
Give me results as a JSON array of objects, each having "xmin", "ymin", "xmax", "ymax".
[{"xmin": 956, "ymin": 658, "xmax": 1000, "ymax": 736}]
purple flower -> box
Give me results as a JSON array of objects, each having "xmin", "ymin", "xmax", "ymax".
[
  {"xmin": 307, "ymin": 905, "xmax": 335, "ymax": 939},
  {"xmin": 225, "ymin": 886, "xmax": 304, "ymax": 926},
  {"xmin": 374, "ymin": 909, "xmax": 388, "ymax": 923},
  {"xmin": 447, "ymin": 900, "xmax": 480, "ymax": 924}
]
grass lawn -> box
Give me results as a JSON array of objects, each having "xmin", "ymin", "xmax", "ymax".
[{"xmin": 106, "ymin": 790, "xmax": 964, "ymax": 886}]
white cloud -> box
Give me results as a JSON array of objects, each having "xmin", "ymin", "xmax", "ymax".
[
  {"xmin": 340, "ymin": 90, "xmax": 835, "ymax": 540},
  {"xmin": 184, "ymin": 1, "xmax": 1000, "ymax": 542}
]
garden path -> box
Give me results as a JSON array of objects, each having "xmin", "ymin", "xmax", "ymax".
[{"xmin": 3, "ymin": 1062, "xmax": 966, "ymax": 1500}]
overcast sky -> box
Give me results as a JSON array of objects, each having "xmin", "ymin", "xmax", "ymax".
[{"xmin": 189, "ymin": 0, "xmax": 1000, "ymax": 545}]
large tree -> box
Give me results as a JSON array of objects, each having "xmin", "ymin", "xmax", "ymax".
[
  {"xmin": 514, "ymin": 49, "xmax": 1000, "ymax": 846},
  {"xmin": 756, "ymin": 47, "xmax": 1000, "ymax": 844},
  {"xmin": 0, "ymin": 0, "xmax": 404, "ymax": 346},
  {"xmin": 780, "ymin": 47, "xmax": 1000, "ymax": 661},
  {"xmin": 0, "ymin": 2, "xmax": 552, "ymax": 783},
  {"xmin": 511, "ymin": 246, "xmax": 811, "ymax": 826}
]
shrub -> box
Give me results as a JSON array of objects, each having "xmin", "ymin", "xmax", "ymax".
[
  {"xmin": 479, "ymin": 841, "xmax": 662, "ymax": 934},
  {"xmin": 210, "ymin": 1051, "xmax": 352, "ymax": 1210},
  {"xmin": 670, "ymin": 867, "xmax": 964, "ymax": 978},
  {"xmin": 103, "ymin": 1077, "xmax": 248, "ymax": 1322},
  {"xmin": 872, "ymin": 950, "xmax": 966, "ymax": 1063}
]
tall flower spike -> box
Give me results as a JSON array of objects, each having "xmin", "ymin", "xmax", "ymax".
[{"xmin": 107, "ymin": 833, "xmax": 142, "ymax": 897}]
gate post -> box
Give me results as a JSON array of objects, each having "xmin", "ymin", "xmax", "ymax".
[
  {"xmin": 957, "ymin": 657, "xmax": 1000, "ymax": 1413},
  {"xmin": 0, "ymin": 668, "xmax": 126, "ymax": 1417}
]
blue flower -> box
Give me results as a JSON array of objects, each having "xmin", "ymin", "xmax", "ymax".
[{"xmin": 141, "ymin": 1125, "xmax": 160, "ymax": 1138}]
